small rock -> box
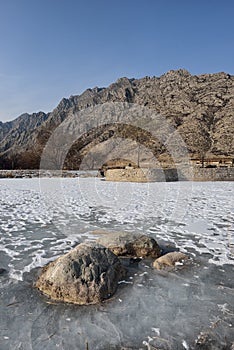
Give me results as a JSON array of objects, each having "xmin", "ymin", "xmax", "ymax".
[
  {"xmin": 194, "ymin": 331, "xmax": 227, "ymax": 350},
  {"xmin": 97, "ymin": 231, "xmax": 161, "ymax": 258},
  {"xmin": 36, "ymin": 243, "xmax": 125, "ymax": 305},
  {"xmin": 0, "ymin": 268, "xmax": 7, "ymax": 275},
  {"xmin": 153, "ymin": 252, "xmax": 189, "ymax": 270}
]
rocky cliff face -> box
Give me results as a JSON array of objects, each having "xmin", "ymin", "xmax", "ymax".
[
  {"xmin": 0, "ymin": 70, "xmax": 233, "ymax": 169},
  {"xmin": 0, "ymin": 112, "xmax": 48, "ymax": 150}
]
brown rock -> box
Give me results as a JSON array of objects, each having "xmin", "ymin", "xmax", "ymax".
[
  {"xmin": 35, "ymin": 243, "xmax": 125, "ymax": 305},
  {"xmin": 153, "ymin": 251, "xmax": 189, "ymax": 270},
  {"xmin": 97, "ymin": 231, "xmax": 161, "ymax": 258}
]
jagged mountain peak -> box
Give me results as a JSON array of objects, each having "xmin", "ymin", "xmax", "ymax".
[{"xmin": 163, "ymin": 68, "xmax": 191, "ymax": 77}]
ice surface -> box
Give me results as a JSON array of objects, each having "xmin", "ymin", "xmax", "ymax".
[{"xmin": 0, "ymin": 178, "xmax": 234, "ymax": 349}]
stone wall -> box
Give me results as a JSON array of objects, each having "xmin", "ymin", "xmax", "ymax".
[
  {"xmin": 105, "ymin": 167, "xmax": 234, "ymax": 182},
  {"xmin": 185, "ymin": 167, "xmax": 234, "ymax": 181},
  {"xmin": 105, "ymin": 168, "xmax": 149, "ymax": 182}
]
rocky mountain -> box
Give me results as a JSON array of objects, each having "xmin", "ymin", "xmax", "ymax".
[{"xmin": 0, "ymin": 69, "xmax": 233, "ymax": 169}]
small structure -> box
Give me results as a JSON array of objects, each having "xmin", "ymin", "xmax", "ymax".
[
  {"xmin": 190, "ymin": 157, "xmax": 234, "ymax": 168},
  {"xmin": 98, "ymin": 158, "xmax": 138, "ymax": 177},
  {"xmin": 98, "ymin": 159, "xmax": 179, "ymax": 182}
]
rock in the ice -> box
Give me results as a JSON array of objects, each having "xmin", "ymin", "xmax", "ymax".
[
  {"xmin": 0, "ymin": 268, "xmax": 7, "ymax": 275},
  {"xmin": 36, "ymin": 243, "xmax": 125, "ymax": 305},
  {"xmin": 153, "ymin": 251, "xmax": 189, "ymax": 270},
  {"xmin": 194, "ymin": 331, "xmax": 229, "ymax": 350},
  {"xmin": 97, "ymin": 231, "xmax": 161, "ymax": 258}
]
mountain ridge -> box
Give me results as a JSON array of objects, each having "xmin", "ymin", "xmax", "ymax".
[{"xmin": 0, "ymin": 69, "xmax": 233, "ymax": 169}]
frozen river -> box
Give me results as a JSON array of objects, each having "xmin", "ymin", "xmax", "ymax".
[{"xmin": 0, "ymin": 178, "xmax": 233, "ymax": 349}]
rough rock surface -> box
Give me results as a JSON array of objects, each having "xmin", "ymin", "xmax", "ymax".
[
  {"xmin": 97, "ymin": 231, "xmax": 161, "ymax": 258},
  {"xmin": 194, "ymin": 331, "xmax": 232, "ymax": 350},
  {"xmin": 35, "ymin": 243, "xmax": 125, "ymax": 305},
  {"xmin": 153, "ymin": 251, "xmax": 189, "ymax": 270},
  {"xmin": 105, "ymin": 168, "xmax": 149, "ymax": 182},
  {"xmin": 0, "ymin": 70, "xmax": 233, "ymax": 169}
]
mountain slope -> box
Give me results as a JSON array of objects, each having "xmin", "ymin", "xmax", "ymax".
[{"xmin": 0, "ymin": 70, "xmax": 233, "ymax": 169}]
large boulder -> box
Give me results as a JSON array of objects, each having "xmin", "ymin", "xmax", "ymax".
[
  {"xmin": 153, "ymin": 251, "xmax": 189, "ymax": 270},
  {"xmin": 97, "ymin": 231, "xmax": 161, "ymax": 258},
  {"xmin": 35, "ymin": 243, "xmax": 125, "ymax": 305}
]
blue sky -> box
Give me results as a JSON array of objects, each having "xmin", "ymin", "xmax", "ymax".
[{"xmin": 0, "ymin": 0, "xmax": 234, "ymax": 121}]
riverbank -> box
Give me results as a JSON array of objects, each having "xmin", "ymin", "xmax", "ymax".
[
  {"xmin": 0, "ymin": 166, "xmax": 234, "ymax": 181},
  {"xmin": 0, "ymin": 169, "xmax": 97, "ymax": 178}
]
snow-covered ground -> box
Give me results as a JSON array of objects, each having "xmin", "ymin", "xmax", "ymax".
[{"xmin": 0, "ymin": 178, "xmax": 233, "ymax": 349}]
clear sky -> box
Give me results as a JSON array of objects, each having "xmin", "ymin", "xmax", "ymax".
[{"xmin": 0, "ymin": 0, "xmax": 234, "ymax": 122}]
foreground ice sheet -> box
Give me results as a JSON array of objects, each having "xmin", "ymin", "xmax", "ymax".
[{"xmin": 0, "ymin": 178, "xmax": 233, "ymax": 349}]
